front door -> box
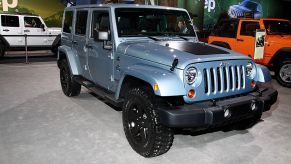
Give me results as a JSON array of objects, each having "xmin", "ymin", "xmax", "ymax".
[
  {"xmin": 235, "ymin": 21, "xmax": 260, "ymax": 58},
  {"xmin": 87, "ymin": 9, "xmax": 113, "ymax": 89},
  {"xmin": 22, "ymin": 16, "xmax": 54, "ymax": 46},
  {"xmin": 73, "ymin": 9, "xmax": 90, "ymax": 79}
]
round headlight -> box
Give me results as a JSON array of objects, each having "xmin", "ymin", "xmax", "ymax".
[
  {"xmin": 246, "ymin": 62, "xmax": 254, "ymax": 77},
  {"xmin": 185, "ymin": 67, "xmax": 197, "ymax": 84}
]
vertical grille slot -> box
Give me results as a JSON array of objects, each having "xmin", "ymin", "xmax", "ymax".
[
  {"xmin": 203, "ymin": 69, "xmax": 208, "ymax": 93},
  {"xmin": 203, "ymin": 63, "xmax": 246, "ymax": 95}
]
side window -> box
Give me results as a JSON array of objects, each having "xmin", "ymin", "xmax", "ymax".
[
  {"xmin": 63, "ymin": 11, "xmax": 73, "ymax": 33},
  {"xmin": 240, "ymin": 21, "xmax": 260, "ymax": 36},
  {"xmin": 212, "ymin": 20, "xmax": 237, "ymax": 38},
  {"xmin": 75, "ymin": 10, "xmax": 88, "ymax": 35},
  {"xmin": 1, "ymin": 15, "xmax": 19, "ymax": 27},
  {"xmin": 91, "ymin": 11, "xmax": 110, "ymax": 40},
  {"xmin": 24, "ymin": 17, "xmax": 42, "ymax": 28}
]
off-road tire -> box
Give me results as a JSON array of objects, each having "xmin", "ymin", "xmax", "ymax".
[
  {"xmin": 122, "ymin": 87, "xmax": 174, "ymax": 157},
  {"xmin": 0, "ymin": 44, "xmax": 5, "ymax": 58},
  {"xmin": 275, "ymin": 59, "xmax": 291, "ymax": 88},
  {"xmin": 59, "ymin": 59, "xmax": 81, "ymax": 96}
]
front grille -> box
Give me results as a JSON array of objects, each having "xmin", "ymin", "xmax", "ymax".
[{"xmin": 203, "ymin": 65, "xmax": 246, "ymax": 95}]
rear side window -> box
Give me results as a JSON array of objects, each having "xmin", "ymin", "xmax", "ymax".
[
  {"xmin": 240, "ymin": 21, "xmax": 260, "ymax": 36},
  {"xmin": 1, "ymin": 15, "xmax": 19, "ymax": 27},
  {"xmin": 211, "ymin": 20, "xmax": 238, "ymax": 38},
  {"xmin": 63, "ymin": 11, "xmax": 73, "ymax": 33},
  {"xmin": 75, "ymin": 10, "xmax": 88, "ymax": 35}
]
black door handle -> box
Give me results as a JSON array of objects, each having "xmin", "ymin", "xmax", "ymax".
[
  {"xmin": 237, "ymin": 38, "xmax": 244, "ymax": 42},
  {"xmin": 24, "ymin": 29, "xmax": 30, "ymax": 32},
  {"xmin": 86, "ymin": 44, "xmax": 93, "ymax": 49},
  {"xmin": 72, "ymin": 41, "xmax": 78, "ymax": 45},
  {"xmin": 3, "ymin": 29, "xmax": 9, "ymax": 32}
]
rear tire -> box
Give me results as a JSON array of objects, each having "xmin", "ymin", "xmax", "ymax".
[
  {"xmin": 0, "ymin": 44, "xmax": 5, "ymax": 58},
  {"xmin": 122, "ymin": 86, "xmax": 174, "ymax": 157},
  {"xmin": 59, "ymin": 59, "xmax": 81, "ymax": 97},
  {"xmin": 275, "ymin": 59, "xmax": 291, "ymax": 88}
]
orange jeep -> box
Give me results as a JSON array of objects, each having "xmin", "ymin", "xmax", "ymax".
[{"xmin": 208, "ymin": 18, "xmax": 291, "ymax": 87}]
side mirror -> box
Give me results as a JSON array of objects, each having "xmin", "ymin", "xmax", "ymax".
[
  {"xmin": 40, "ymin": 24, "xmax": 45, "ymax": 31},
  {"xmin": 95, "ymin": 31, "xmax": 112, "ymax": 50},
  {"xmin": 98, "ymin": 31, "xmax": 109, "ymax": 41}
]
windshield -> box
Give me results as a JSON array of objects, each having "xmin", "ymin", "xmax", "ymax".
[
  {"xmin": 115, "ymin": 8, "xmax": 195, "ymax": 37},
  {"xmin": 264, "ymin": 20, "xmax": 291, "ymax": 35}
]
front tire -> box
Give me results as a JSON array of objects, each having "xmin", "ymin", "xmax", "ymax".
[
  {"xmin": 122, "ymin": 87, "xmax": 174, "ymax": 157},
  {"xmin": 275, "ymin": 59, "xmax": 291, "ymax": 88},
  {"xmin": 59, "ymin": 59, "xmax": 81, "ymax": 96}
]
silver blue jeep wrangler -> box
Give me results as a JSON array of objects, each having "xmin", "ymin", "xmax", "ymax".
[{"xmin": 58, "ymin": 4, "xmax": 278, "ymax": 157}]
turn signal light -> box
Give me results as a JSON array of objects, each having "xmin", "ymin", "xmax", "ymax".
[
  {"xmin": 153, "ymin": 83, "xmax": 159, "ymax": 91},
  {"xmin": 187, "ymin": 89, "xmax": 196, "ymax": 98},
  {"xmin": 251, "ymin": 80, "xmax": 256, "ymax": 88}
]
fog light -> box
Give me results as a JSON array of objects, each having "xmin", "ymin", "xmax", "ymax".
[
  {"xmin": 251, "ymin": 102, "xmax": 257, "ymax": 111},
  {"xmin": 224, "ymin": 109, "xmax": 231, "ymax": 118},
  {"xmin": 187, "ymin": 89, "xmax": 196, "ymax": 98}
]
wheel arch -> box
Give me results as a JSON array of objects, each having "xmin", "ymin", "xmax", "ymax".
[
  {"xmin": 115, "ymin": 65, "xmax": 186, "ymax": 99},
  {"xmin": 268, "ymin": 48, "xmax": 291, "ymax": 67},
  {"xmin": 58, "ymin": 45, "xmax": 82, "ymax": 75}
]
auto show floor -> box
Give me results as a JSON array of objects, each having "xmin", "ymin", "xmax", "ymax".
[{"xmin": 0, "ymin": 61, "xmax": 291, "ymax": 164}]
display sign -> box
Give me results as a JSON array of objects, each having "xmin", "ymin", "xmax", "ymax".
[{"xmin": 254, "ymin": 29, "xmax": 266, "ymax": 60}]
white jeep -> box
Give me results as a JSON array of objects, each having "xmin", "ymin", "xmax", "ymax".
[{"xmin": 0, "ymin": 13, "xmax": 61, "ymax": 57}]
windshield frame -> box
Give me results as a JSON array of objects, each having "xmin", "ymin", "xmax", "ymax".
[{"xmin": 114, "ymin": 7, "xmax": 196, "ymax": 38}]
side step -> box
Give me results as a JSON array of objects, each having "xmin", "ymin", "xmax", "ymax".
[{"xmin": 73, "ymin": 76, "xmax": 124, "ymax": 107}]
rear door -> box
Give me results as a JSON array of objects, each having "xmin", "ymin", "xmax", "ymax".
[
  {"xmin": 73, "ymin": 9, "xmax": 90, "ymax": 79},
  {"xmin": 235, "ymin": 20, "xmax": 260, "ymax": 58},
  {"xmin": 0, "ymin": 15, "xmax": 24, "ymax": 46},
  {"xmin": 61, "ymin": 10, "xmax": 74, "ymax": 49}
]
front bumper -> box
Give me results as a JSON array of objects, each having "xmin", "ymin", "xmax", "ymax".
[{"xmin": 157, "ymin": 88, "xmax": 278, "ymax": 128}]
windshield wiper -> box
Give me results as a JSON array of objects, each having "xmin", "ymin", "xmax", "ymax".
[
  {"xmin": 176, "ymin": 35, "xmax": 188, "ymax": 41},
  {"xmin": 147, "ymin": 36, "xmax": 160, "ymax": 41}
]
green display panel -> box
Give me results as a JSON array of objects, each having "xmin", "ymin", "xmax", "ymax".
[{"xmin": 0, "ymin": 0, "xmax": 65, "ymax": 27}]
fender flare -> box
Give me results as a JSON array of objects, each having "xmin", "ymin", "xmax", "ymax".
[
  {"xmin": 0, "ymin": 35, "xmax": 10, "ymax": 49},
  {"xmin": 52, "ymin": 34, "xmax": 61, "ymax": 47},
  {"xmin": 210, "ymin": 41, "xmax": 231, "ymax": 49},
  {"xmin": 58, "ymin": 45, "xmax": 82, "ymax": 75},
  {"xmin": 268, "ymin": 47, "xmax": 291, "ymax": 65},
  {"xmin": 115, "ymin": 64, "xmax": 186, "ymax": 99},
  {"xmin": 255, "ymin": 64, "xmax": 272, "ymax": 83}
]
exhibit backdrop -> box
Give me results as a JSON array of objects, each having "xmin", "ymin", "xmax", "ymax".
[
  {"xmin": 0, "ymin": 0, "xmax": 65, "ymax": 27},
  {"xmin": 203, "ymin": 0, "xmax": 282, "ymax": 29}
]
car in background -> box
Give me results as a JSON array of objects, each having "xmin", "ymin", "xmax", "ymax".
[
  {"xmin": 208, "ymin": 18, "xmax": 291, "ymax": 87},
  {"xmin": 0, "ymin": 13, "xmax": 61, "ymax": 58},
  {"xmin": 228, "ymin": 0, "xmax": 262, "ymax": 19}
]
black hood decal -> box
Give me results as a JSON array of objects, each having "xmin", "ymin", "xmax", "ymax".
[{"xmin": 159, "ymin": 41, "xmax": 229, "ymax": 55}]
